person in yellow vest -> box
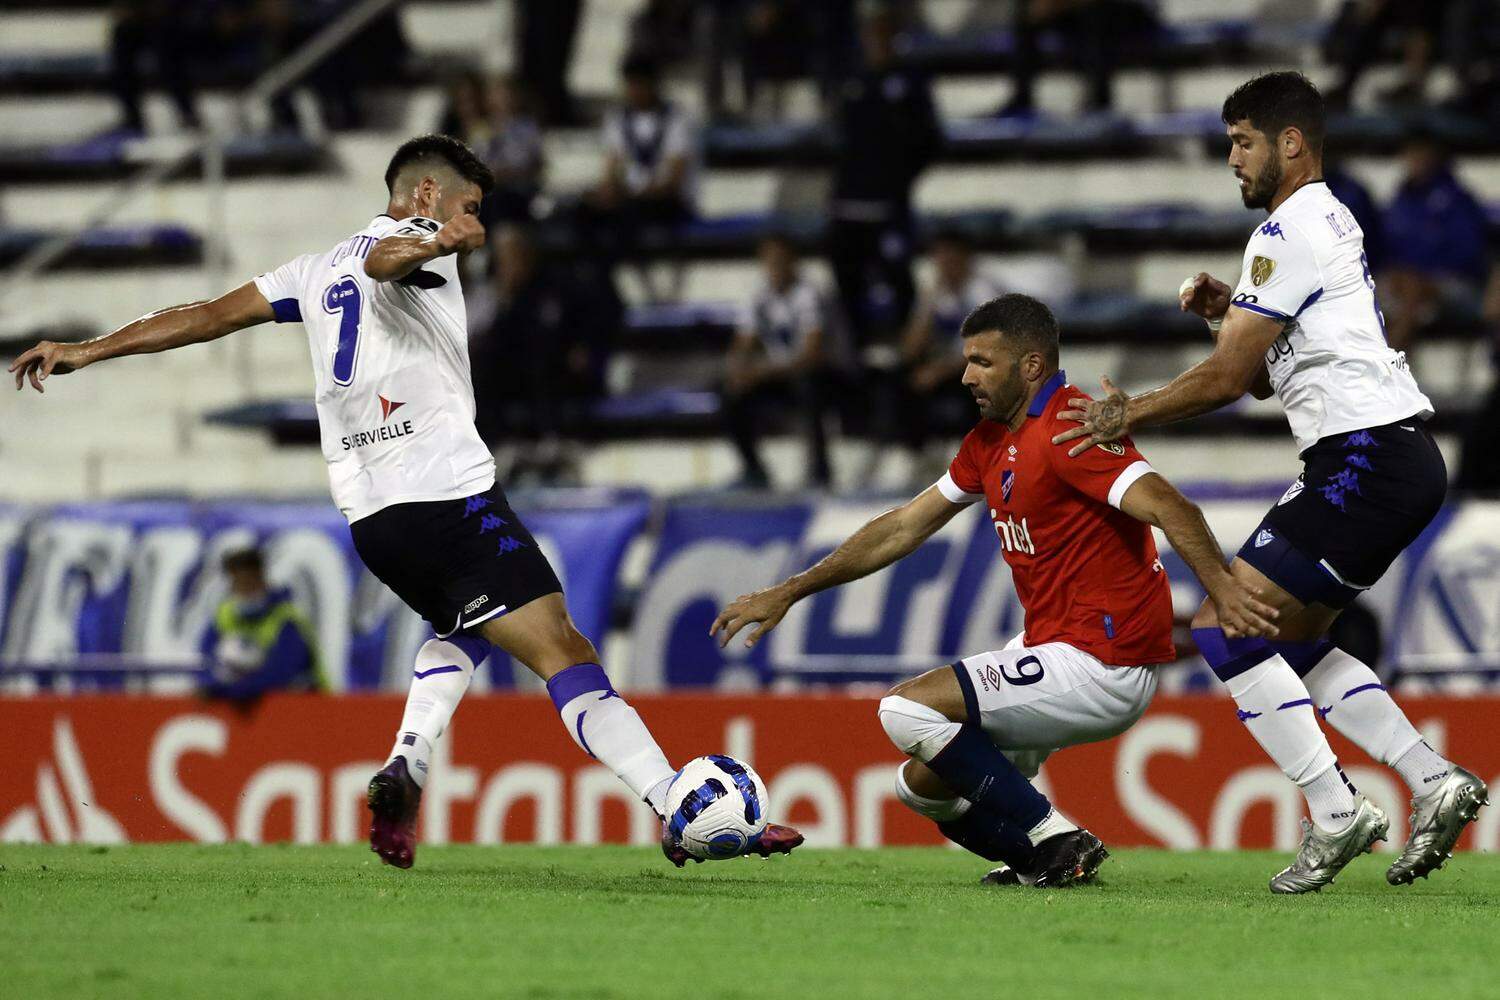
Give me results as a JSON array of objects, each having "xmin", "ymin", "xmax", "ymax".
[{"xmin": 202, "ymin": 547, "xmax": 325, "ymax": 701}]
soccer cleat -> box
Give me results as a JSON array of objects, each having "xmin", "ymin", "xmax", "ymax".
[
  {"xmin": 367, "ymin": 757, "xmax": 422, "ymax": 870},
  {"xmin": 980, "ymin": 864, "xmax": 1033, "ymax": 887},
  {"xmin": 1024, "ymin": 829, "xmax": 1109, "ymax": 888},
  {"xmin": 1269, "ymin": 796, "xmax": 1388, "ymax": 894},
  {"xmin": 661, "ymin": 822, "xmax": 804, "ymax": 868},
  {"xmin": 1387, "ymin": 767, "xmax": 1489, "ymax": 886}
]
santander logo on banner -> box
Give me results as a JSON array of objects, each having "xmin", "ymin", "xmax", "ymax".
[{"xmin": 4, "ymin": 695, "xmax": 1498, "ymax": 853}]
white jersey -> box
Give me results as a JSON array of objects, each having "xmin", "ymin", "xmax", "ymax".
[
  {"xmin": 1230, "ymin": 181, "xmax": 1432, "ymax": 453},
  {"xmin": 253, "ymin": 214, "xmax": 495, "ymax": 522}
]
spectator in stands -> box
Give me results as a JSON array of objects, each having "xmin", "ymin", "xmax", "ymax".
[
  {"xmin": 469, "ymin": 225, "xmax": 615, "ymax": 481},
  {"xmin": 593, "ymin": 53, "xmax": 699, "ymax": 229},
  {"xmin": 996, "ymin": 0, "xmax": 1159, "ymax": 119},
  {"xmin": 723, "ymin": 235, "xmax": 843, "ymax": 488},
  {"xmin": 440, "ymin": 74, "xmax": 544, "ymax": 224},
  {"xmin": 110, "ymin": 0, "xmax": 208, "ymax": 133},
  {"xmin": 517, "ymin": 0, "xmax": 584, "ymax": 126},
  {"xmin": 1457, "ymin": 265, "xmax": 1500, "ymax": 491},
  {"xmin": 1324, "ymin": 0, "xmax": 1450, "ymax": 110},
  {"xmin": 827, "ymin": 1, "xmax": 941, "ymax": 347},
  {"xmin": 890, "ymin": 232, "xmax": 1004, "ymax": 456},
  {"xmin": 1379, "ymin": 130, "xmax": 1489, "ymax": 352},
  {"xmin": 701, "ymin": 0, "xmax": 860, "ymax": 122},
  {"xmin": 201, "ymin": 548, "xmax": 323, "ymax": 704}
]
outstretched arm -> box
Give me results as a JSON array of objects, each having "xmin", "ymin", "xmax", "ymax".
[
  {"xmin": 10, "ymin": 281, "xmax": 275, "ymax": 393},
  {"xmin": 711, "ymin": 485, "xmax": 968, "ymax": 648},
  {"xmin": 1117, "ymin": 471, "xmax": 1279, "ymax": 639}
]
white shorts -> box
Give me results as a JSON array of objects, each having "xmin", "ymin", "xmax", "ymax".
[{"xmin": 951, "ymin": 635, "xmax": 1158, "ymax": 770}]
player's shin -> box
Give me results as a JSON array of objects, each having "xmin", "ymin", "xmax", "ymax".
[
  {"xmin": 1194, "ymin": 629, "xmax": 1359, "ymax": 831},
  {"xmin": 894, "ymin": 763, "xmax": 1035, "ymax": 868},
  {"xmin": 879, "ymin": 695, "xmax": 1063, "ymax": 846},
  {"xmin": 1289, "ymin": 642, "xmax": 1454, "ymax": 794},
  {"xmin": 388, "ymin": 635, "xmax": 489, "ymax": 788},
  {"xmin": 546, "ymin": 663, "xmax": 676, "ymax": 814}
]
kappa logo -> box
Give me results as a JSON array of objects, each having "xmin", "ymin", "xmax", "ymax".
[
  {"xmin": 1254, "ymin": 528, "xmax": 1275, "ymax": 548},
  {"xmin": 463, "ymin": 595, "xmax": 490, "ymax": 614},
  {"xmin": 1251, "ymin": 255, "xmax": 1277, "ymax": 286},
  {"xmin": 378, "ymin": 395, "xmax": 406, "ymax": 421},
  {"xmin": 1277, "ymin": 477, "xmax": 1305, "ymax": 506},
  {"xmin": 1001, "ymin": 469, "xmax": 1015, "ymax": 502},
  {"xmin": 1258, "ymin": 221, "xmax": 1285, "ymax": 241}
]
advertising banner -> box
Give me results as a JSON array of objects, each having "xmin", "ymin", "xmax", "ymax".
[{"xmin": 4, "ymin": 694, "xmax": 1497, "ymax": 853}]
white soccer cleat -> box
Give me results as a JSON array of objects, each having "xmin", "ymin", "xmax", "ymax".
[{"xmin": 1269, "ymin": 795, "xmax": 1388, "ymax": 895}]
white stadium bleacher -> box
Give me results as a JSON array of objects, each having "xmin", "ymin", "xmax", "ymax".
[{"xmin": 0, "ymin": 0, "xmax": 1493, "ymax": 498}]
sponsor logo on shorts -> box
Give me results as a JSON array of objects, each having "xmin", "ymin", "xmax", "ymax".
[
  {"xmin": 463, "ymin": 595, "xmax": 489, "ymax": 614},
  {"xmin": 1278, "ymin": 477, "xmax": 1304, "ymax": 506},
  {"xmin": 1254, "ymin": 529, "xmax": 1275, "ymax": 549},
  {"xmin": 979, "ymin": 663, "xmax": 1004, "ymax": 692}
]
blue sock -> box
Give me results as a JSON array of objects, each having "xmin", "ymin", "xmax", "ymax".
[
  {"xmin": 938, "ymin": 813, "xmax": 1037, "ymax": 868},
  {"xmin": 925, "ymin": 724, "xmax": 1053, "ymax": 832}
]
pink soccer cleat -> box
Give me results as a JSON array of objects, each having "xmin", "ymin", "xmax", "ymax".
[
  {"xmin": 367, "ymin": 757, "xmax": 422, "ymax": 869},
  {"xmin": 661, "ymin": 821, "xmax": 805, "ymax": 868}
]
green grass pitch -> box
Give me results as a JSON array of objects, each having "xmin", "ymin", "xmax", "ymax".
[{"xmin": 4, "ymin": 844, "xmax": 1497, "ymax": 1000}]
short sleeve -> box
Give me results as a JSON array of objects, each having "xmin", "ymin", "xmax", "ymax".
[
  {"xmin": 937, "ymin": 431, "xmax": 985, "ymax": 504},
  {"xmin": 1230, "ymin": 220, "xmax": 1323, "ymax": 322},
  {"xmin": 1047, "ymin": 393, "xmax": 1155, "ymax": 508},
  {"xmin": 792, "ymin": 285, "xmax": 823, "ymax": 338},
  {"xmin": 252, "ymin": 254, "xmax": 314, "ymax": 324}
]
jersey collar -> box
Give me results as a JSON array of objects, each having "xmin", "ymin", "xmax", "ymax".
[{"xmin": 1026, "ymin": 369, "xmax": 1067, "ymax": 418}]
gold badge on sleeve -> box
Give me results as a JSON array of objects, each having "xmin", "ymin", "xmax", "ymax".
[{"xmin": 1251, "ymin": 255, "xmax": 1276, "ymax": 286}]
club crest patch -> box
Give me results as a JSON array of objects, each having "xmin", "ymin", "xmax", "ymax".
[
  {"xmin": 1277, "ymin": 476, "xmax": 1305, "ymax": 506},
  {"xmin": 1251, "ymin": 255, "xmax": 1276, "ymax": 286},
  {"xmin": 1001, "ymin": 469, "xmax": 1015, "ymax": 502},
  {"xmin": 1096, "ymin": 442, "xmax": 1126, "ymax": 456}
]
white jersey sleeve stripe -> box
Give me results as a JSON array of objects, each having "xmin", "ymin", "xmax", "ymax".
[
  {"xmin": 936, "ymin": 472, "xmax": 984, "ymax": 504},
  {"xmin": 1106, "ymin": 460, "xmax": 1155, "ymax": 510}
]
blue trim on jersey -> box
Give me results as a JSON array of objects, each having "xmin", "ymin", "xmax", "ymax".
[
  {"xmin": 1294, "ymin": 287, "xmax": 1325, "ymax": 317},
  {"xmin": 1232, "ymin": 300, "xmax": 1289, "ymax": 322},
  {"xmin": 269, "ymin": 297, "xmax": 302, "ymax": 324},
  {"xmin": 1026, "ymin": 369, "xmax": 1068, "ymax": 417}
]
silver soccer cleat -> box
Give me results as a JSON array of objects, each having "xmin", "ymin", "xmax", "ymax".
[
  {"xmin": 1387, "ymin": 766, "xmax": 1490, "ymax": 886},
  {"xmin": 1269, "ymin": 796, "xmax": 1389, "ymax": 895}
]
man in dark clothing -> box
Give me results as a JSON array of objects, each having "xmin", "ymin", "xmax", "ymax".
[
  {"xmin": 469, "ymin": 225, "xmax": 614, "ymax": 463},
  {"xmin": 1380, "ymin": 131, "xmax": 1489, "ymax": 352},
  {"xmin": 202, "ymin": 548, "xmax": 323, "ymax": 702},
  {"xmin": 827, "ymin": 2, "xmax": 941, "ymax": 347}
]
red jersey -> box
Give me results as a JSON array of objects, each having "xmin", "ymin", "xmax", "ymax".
[{"xmin": 939, "ymin": 370, "xmax": 1176, "ymax": 666}]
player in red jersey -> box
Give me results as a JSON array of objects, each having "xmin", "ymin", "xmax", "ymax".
[{"xmin": 713, "ymin": 294, "xmax": 1278, "ymax": 886}]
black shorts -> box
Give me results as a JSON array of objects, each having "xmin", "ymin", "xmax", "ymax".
[
  {"xmin": 350, "ymin": 484, "xmax": 562, "ymax": 637},
  {"xmin": 1238, "ymin": 417, "xmax": 1447, "ymax": 608}
]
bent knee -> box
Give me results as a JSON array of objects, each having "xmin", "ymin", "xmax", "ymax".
[{"xmin": 878, "ymin": 694, "xmax": 962, "ymax": 761}]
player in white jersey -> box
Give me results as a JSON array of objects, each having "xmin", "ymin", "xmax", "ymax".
[
  {"xmin": 1052, "ymin": 73, "xmax": 1487, "ymax": 893},
  {"xmin": 10, "ymin": 134, "xmax": 802, "ymax": 869}
]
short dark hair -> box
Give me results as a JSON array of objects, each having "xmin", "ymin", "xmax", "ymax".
[
  {"xmin": 222, "ymin": 547, "xmax": 265, "ymax": 575},
  {"xmin": 1221, "ymin": 71, "xmax": 1325, "ymax": 154},
  {"xmin": 960, "ymin": 293, "xmax": 1060, "ymax": 366},
  {"xmin": 621, "ymin": 51, "xmax": 661, "ymax": 83},
  {"xmin": 384, "ymin": 134, "xmax": 494, "ymax": 195}
]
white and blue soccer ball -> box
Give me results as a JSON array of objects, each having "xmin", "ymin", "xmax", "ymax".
[{"xmin": 664, "ymin": 755, "xmax": 769, "ymax": 860}]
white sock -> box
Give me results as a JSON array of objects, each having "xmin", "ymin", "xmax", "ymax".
[
  {"xmin": 547, "ymin": 663, "xmax": 676, "ymax": 815},
  {"xmin": 1224, "ymin": 653, "xmax": 1356, "ymax": 831},
  {"xmin": 1301, "ymin": 646, "xmax": 1452, "ymax": 795},
  {"xmin": 1025, "ymin": 807, "xmax": 1079, "ymax": 846},
  {"xmin": 388, "ymin": 638, "xmax": 483, "ymax": 788}
]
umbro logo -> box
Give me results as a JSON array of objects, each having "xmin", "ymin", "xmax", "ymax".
[
  {"xmin": 1255, "ymin": 529, "xmax": 1275, "ymax": 548},
  {"xmin": 378, "ymin": 395, "xmax": 406, "ymax": 421}
]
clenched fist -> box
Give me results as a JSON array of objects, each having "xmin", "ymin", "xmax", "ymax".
[{"xmin": 435, "ymin": 214, "xmax": 486, "ymax": 255}]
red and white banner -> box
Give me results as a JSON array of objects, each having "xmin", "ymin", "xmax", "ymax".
[{"xmin": 3, "ymin": 695, "xmax": 1497, "ymax": 852}]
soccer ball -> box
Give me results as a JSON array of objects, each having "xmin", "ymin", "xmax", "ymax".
[{"xmin": 664, "ymin": 755, "xmax": 769, "ymax": 860}]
